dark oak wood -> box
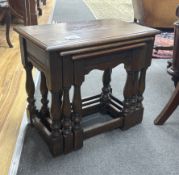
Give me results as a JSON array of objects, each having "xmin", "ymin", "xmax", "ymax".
[
  {"xmin": 14, "ymin": 19, "xmax": 159, "ymax": 51},
  {"xmin": 62, "ymin": 86, "xmax": 73, "ymax": 154},
  {"xmin": 25, "ymin": 62, "xmax": 37, "ymax": 124},
  {"xmin": 84, "ymin": 118, "xmax": 123, "ymax": 139},
  {"xmin": 15, "ymin": 19, "xmax": 159, "ymax": 156},
  {"xmin": 100, "ymin": 68, "xmax": 112, "ymax": 113},
  {"xmin": 40, "ymin": 72, "xmax": 49, "ymax": 118},
  {"xmin": 72, "ymin": 84, "xmax": 83, "ymax": 150}
]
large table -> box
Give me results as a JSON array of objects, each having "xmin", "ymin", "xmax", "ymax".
[{"xmin": 14, "ymin": 19, "xmax": 159, "ymax": 156}]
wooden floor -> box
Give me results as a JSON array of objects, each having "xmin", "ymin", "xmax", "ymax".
[{"xmin": 0, "ymin": 1, "xmax": 55, "ymax": 174}]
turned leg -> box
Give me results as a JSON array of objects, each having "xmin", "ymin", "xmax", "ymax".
[
  {"xmin": 137, "ymin": 68, "xmax": 146, "ymax": 110},
  {"xmin": 24, "ymin": 62, "xmax": 37, "ymax": 124},
  {"xmin": 72, "ymin": 84, "xmax": 83, "ymax": 150},
  {"xmin": 154, "ymin": 83, "xmax": 179, "ymax": 125},
  {"xmin": 100, "ymin": 68, "xmax": 112, "ymax": 113},
  {"xmin": 122, "ymin": 69, "xmax": 142, "ymax": 130},
  {"xmin": 40, "ymin": 72, "xmax": 49, "ymax": 118},
  {"xmin": 131, "ymin": 71, "xmax": 139, "ymax": 111},
  {"xmin": 50, "ymin": 91, "xmax": 63, "ymax": 156},
  {"xmin": 62, "ymin": 86, "xmax": 73, "ymax": 153},
  {"xmin": 123, "ymin": 70, "xmax": 135, "ymax": 114},
  {"xmin": 5, "ymin": 8, "xmax": 13, "ymax": 48}
]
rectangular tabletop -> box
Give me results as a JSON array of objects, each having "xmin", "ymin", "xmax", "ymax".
[{"xmin": 14, "ymin": 19, "xmax": 160, "ymax": 51}]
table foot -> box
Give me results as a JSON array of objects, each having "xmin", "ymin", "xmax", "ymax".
[
  {"xmin": 72, "ymin": 79, "xmax": 84, "ymax": 150},
  {"xmin": 73, "ymin": 128, "xmax": 83, "ymax": 150},
  {"xmin": 49, "ymin": 135, "xmax": 64, "ymax": 156},
  {"xmin": 121, "ymin": 68, "xmax": 146, "ymax": 129},
  {"xmin": 62, "ymin": 86, "xmax": 74, "ymax": 153},
  {"xmin": 122, "ymin": 108, "xmax": 143, "ymax": 130},
  {"xmin": 32, "ymin": 116, "xmax": 63, "ymax": 156},
  {"xmin": 63, "ymin": 134, "xmax": 74, "ymax": 154}
]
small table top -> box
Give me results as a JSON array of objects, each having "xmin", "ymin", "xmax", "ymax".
[{"xmin": 14, "ymin": 19, "xmax": 160, "ymax": 52}]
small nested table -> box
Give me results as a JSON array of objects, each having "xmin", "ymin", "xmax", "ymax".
[{"xmin": 14, "ymin": 19, "xmax": 159, "ymax": 156}]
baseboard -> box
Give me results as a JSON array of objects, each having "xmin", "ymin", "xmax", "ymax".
[{"xmin": 8, "ymin": 111, "xmax": 28, "ymax": 175}]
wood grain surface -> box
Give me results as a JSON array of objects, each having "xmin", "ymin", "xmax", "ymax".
[
  {"xmin": 0, "ymin": 0, "xmax": 55, "ymax": 174},
  {"xmin": 14, "ymin": 19, "xmax": 159, "ymax": 51}
]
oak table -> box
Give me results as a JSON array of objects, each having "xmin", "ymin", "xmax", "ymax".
[{"xmin": 14, "ymin": 19, "xmax": 159, "ymax": 156}]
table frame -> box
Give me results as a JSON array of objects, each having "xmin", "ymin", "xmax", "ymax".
[{"xmin": 19, "ymin": 35, "xmax": 155, "ymax": 156}]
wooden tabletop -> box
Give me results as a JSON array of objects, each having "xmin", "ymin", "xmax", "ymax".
[{"xmin": 14, "ymin": 19, "xmax": 160, "ymax": 51}]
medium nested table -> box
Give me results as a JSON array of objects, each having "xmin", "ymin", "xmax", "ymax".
[{"xmin": 14, "ymin": 19, "xmax": 159, "ymax": 156}]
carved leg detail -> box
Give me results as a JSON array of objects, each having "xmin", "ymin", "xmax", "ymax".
[
  {"xmin": 40, "ymin": 72, "xmax": 49, "ymax": 118},
  {"xmin": 131, "ymin": 71, "xmax": 139, "ymax": 111},
  {"xmin": 122, "ymin": 69, "xmax": 142, "ymax": 130},
  {"xmin": 100, "ymin": 68, "xmax": 112, "ymax": 113},
  {"xmin": 72, "ymin": 84, "xmax": 83, "ymax": 150},
  {"xmin": 50, "ymin": 91, "xmax": 63, "ymax": 156},
  {"xmin": 137, "ymin": 68, "xmax": 147, "ymax": 109},
  {"xmin": 25, "ymin": 62, "xmax": 37, "ymax": 124},
  {"xmin": 123, "ymin": 70, "xmax": 134, "ymax": 115},
  {"xmin": 62, "ymin": 87, "xmax": 73, "ymax": 153},
  {"xmin": 51, "ymin": 91, "xmax": 62, "ymax": 137}
]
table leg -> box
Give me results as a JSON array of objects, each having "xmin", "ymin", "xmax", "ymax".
[
  {"xmin": 123, "ymin": 70, "xmax": 135, "ymax": 113},
  {"xmin": 100, "ymin": 68, "xmax": 112, "ymax": 113},
  {"xmin": 40, "ymin": 72, "xmax": 49, "ymax": 118},
  {"xmin": 137, "ymin": 68, "xmax": 146, "ymax": 109},
  {"xmin": 154, "ymin": 82, "xmax": 179, "ymax": 125},
  {"xmin": 24, "ymin": 62, "xmax": 37, "ymax": 124},
  {"xmin": 130, "ymin": 71, "xmax": 139, "ymax": 112},
  {"xmin": 72, "ymin": 84, "xmax": 83, "ymax": 150},
  {"xmin": 122, "ymin": 69, "xmax": 143, "ymax": 129},
  {"xmin": 50, "ymin": 90, "xmax": 63, "ymax": 156},
  {"xmin": 62, "ymin": 86, "xmax": 73, "ymax": 153}
]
